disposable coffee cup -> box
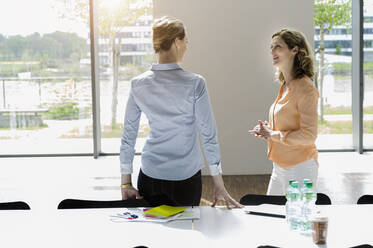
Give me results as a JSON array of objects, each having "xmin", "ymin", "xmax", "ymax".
[{"xmin": 310, "ymin": 216, "xmax": 328, "ymax": 244}]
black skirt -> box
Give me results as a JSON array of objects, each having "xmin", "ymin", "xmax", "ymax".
[{"xmin": 137, "ymin": 169, "xmax": 202, "ymax": 207}]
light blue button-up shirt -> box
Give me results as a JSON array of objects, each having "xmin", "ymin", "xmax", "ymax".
[{"xmin": 120, "ymin": 63, "xmax": 222, "ymax": 180}]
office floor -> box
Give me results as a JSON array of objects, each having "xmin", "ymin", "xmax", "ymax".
[
  {"xmin": 0, "ymin": 152, "xmax": 373, "ymax": 210},
  {"xmin": 203, "ymin": 152, "xmax": 373, "ymax": 205}
]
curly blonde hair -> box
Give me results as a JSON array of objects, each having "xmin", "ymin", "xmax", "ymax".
[
  {"xmin": 272, "ymin": 29, "xmax": 315, "ymax": 83},
  {"xmin": 152, "ymin": 16, "xmax": 185, "ymax": 53}
]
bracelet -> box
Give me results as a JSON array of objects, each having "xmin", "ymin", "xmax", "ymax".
[{"xmin": 120, "ymin": 183, "xmax": 132, "ymax": 189}]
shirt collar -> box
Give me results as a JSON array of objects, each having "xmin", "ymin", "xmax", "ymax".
[
  {"xmin": 151, "ymin": 63, "xmax": 182, "ymax": 71},
  {"xmin": 282, "ymin": 81, "xmax": 291, "ymax": 90},
  {"xmin": 283, "ymin": 78, "xmax": 296, "ymax": 90}
]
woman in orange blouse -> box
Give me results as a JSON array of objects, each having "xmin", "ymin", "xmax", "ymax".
[{"xmin": 249, "ymin": 29, "xmax": 319, "ymax": 195}]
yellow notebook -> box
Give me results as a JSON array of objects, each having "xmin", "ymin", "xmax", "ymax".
[{"xmin": 144, "ymin": 205, "xmax": 186, "ymax": 218}]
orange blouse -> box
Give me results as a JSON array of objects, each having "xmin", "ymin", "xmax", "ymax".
[{"xmin": 268, "ymin": 76, "xmax": 319, "ymax": 168}]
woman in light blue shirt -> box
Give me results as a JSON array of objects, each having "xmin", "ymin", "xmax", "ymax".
[{"xmin": 120, "ymin": 16, "xmax": 242, "ymax": 208}]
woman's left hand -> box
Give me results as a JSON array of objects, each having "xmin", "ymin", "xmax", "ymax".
[
  {"xmin": 212, "ymin": 185, "xmax": 243, "ymax": 209},
  {"xmin": 249, "ymin": 120, "xmax": 272, "ymax": 139},
  {"xmin": 211, "ymin": 174, "xmax": 244, "ymax": 209},
  {"xmin": 256, "ymin": 120, "xmax": 272, "ymax": 139}
]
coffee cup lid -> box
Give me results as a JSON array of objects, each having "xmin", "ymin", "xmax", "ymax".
[{"xmin": 311, "ymin": 216, "xmax": 328, "ymax": 222}]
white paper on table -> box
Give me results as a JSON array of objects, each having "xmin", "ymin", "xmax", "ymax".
[
  {"xmin": 243, "ymin": 204, "xmax": 286, "ymax": 216},
  {"xmin": 175, "ymin": 206, "xmax": 200, "ymax": 220},
  {"xmin": 110, "ymin": 207, "xmax": 200, "ymax": 223}
]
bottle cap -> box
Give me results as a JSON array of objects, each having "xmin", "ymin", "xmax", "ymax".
[
  {"xmin": 291, "ymin": 181, "xmax": 299, "ymax": 188},
  {"xmin": 303, "ymin": 178, "xmax": 311, "ymax": 184},
  {"xmin": 306, "ymin": 181, "xmax": 313, "ymax": 188}
]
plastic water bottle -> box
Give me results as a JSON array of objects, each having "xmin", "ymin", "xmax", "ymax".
[
  {"xmin": 285, "ymin": 179, "xmax": 295, "ymax": 224},
  {"xmin": 285, "ymin": 179, "xmax": 295, "ymax": 199},
  {"xmin": 300, "ymin": 179, "xmax": 317, "ymax": 232},
  {"xmin": 285, "ymin": 180, "xmax": 295, "ymax": 224},
  {"xmin": 286, "ymin": 180, "xmax": 301, "ymax": 231},
  {"xmin": 299, "ymin": 179, "xmax": 310, "ymax": 231},
  {"xmin": 300, "ymin": 178, "xmax": 311, "ymax": 209}
]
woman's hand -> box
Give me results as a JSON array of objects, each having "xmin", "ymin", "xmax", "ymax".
[
  {"xmin": 249, "ymin": 120, "xmax": 271, "ymax": 139},
  {"xmin": 257, "ymin": 120, "xmax": 272, "ymax": 139},
  {"xmin": 121, "ymin": 186, "xmax": 143, "ymax": 200},
  {"xmin": 211, "ymin": 175, "xmax": 243, "ymax": 209}
]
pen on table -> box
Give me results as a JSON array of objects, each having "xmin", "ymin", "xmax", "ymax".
[
  {"xmin": 123, "ymin": 212, "xmax": 138, "ymax": 218},
  {"xmin": 246, "ymin": 211, "xmax": 285, "ymax": 219}
]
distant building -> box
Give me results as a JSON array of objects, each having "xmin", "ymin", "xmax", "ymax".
[
  {"xmin": 95, "ymin": 15, "xmax": 153, "ymax": 66},
  {"xmin": 315, "ymin": 15, "xmax": 373, "ymax": 61}
]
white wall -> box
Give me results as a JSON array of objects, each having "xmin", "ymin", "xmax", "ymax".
[{"xmin": 153, "ymin": 0, "xmax": 314, "ymax": 175}]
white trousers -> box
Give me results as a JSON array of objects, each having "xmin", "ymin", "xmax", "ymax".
[{"xmin": 266, "ymin": 158, "xmax": 319, "ymax": 196}]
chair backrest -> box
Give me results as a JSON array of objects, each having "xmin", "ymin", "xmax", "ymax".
[
  {"xmin": 315, "ymin": 193, "xmax": 332, "ymax": 205},
  {"xmin": 357, "ymin": 195, "xmax": 373, "ymax": 204},
  {"xmin": 239, "ymin": 194, "xmax": 286, "ymax": 205},
  {"xmin": 57, "ymin": 198, "xmax": 150, "ymax": 209},
  {"xmin": 349, "ymin": 244, "xmax": 373, "ymax": 248},
  {"xmin": 0, "ymin": 201, "xmax": 31, "ymax": 210},
  {"xmin": 239, "ymin": 193, "xmax": 332, "ymax": 206}
]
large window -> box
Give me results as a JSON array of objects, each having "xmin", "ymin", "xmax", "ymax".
[
  {"xmin": 364, "ymin": 1, "xmax": 373, "ymax": 149},
  {"xmin": 0, "ymin": 0, "xmax": 152, "ymax": 156},
  {"xmin": 0, "ymin": 0, "xmax": 92, "ymax": 155},
  {"xmin": 0, "ymin": 0, "xmax": 370, "ymax": 157},
  {"xmin": 314, "ymin": 0, "xmax": 353, "ymax": 150},
  {"xmin": 96, "ymin": 0, "xmax": 153, "ymax": 154}
]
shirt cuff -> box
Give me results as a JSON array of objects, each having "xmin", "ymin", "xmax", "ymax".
[
  {"xmin": 208, "ymin": 163, "xmax": 222, "ymax": 176},
  {"xmin": 271, "ymin": 130, "xmax": 285, "ymax": 143},
  {"xmin": 120, "ymin": 163, "xmax": 133, "ymax": 174}
]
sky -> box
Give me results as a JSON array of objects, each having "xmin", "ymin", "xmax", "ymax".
[
  {"xmin": 2, "ymin": 0, "xmax": 373, "ymax": 38},
  {"xmin": 0, "ymin": 0, "xmax": 88, "ymax": 37}
]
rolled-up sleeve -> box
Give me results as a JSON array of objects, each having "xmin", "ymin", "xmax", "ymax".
[
  {"xmin": 271, "ymin": 87, "xmax": 318, "ymax": 146},
  {"xmin": 120, "ymin": 86, "xmax": 141, "ymax": 174},
  {"xmin": 194, "ymin": 76, "xmax": 222, "ymax": 175}
]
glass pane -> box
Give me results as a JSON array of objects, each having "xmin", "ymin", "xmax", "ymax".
[
  {"xmin": 314, "ymin": 0, "xmax": 353, "ymax": 150},
  {"xmin": 99, "ymin": 0, "xmax": 153, "ymax": 153},
  {"xmin": 364, "ymin": 1, "xmax": 373, "ymax": 149},
  {"xmin": 0, "ymin": 0, "xmax": 92, "ymax": 154}
]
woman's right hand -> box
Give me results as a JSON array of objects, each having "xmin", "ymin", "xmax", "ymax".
[
  {"xmin": 121, "ymin": 186, "xmax": 143, "ymax": 200},
  {"xmin": 249, "ymin": 120, "xmax": 269, "ymax": 139}
]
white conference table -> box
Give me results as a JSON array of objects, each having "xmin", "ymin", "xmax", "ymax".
[
  {"xmin": 194, "ymin": 204, "xmax": 373, "ymax": 248},
  {"xmin": 0, "ymin": 204, "xmax": 372, "ymax": 248}
]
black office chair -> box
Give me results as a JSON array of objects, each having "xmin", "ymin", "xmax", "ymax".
[
  {"xmin": 0, "ymin": 201, "xmax": 31, "ymax": 210},
  {"xmin": 239, "ymin": 193, "xmax": 332, "ymax": 206},
  {"xmin": 315, "ymin": 193, "xmax": 332, "ymax": 205},
  {"xmin": 357, "ymin": 195, "xmax": 373, "ymax": 204},
  {"xmin": 57, "ymin": 198, "xmax": 150, "ymax": 209},
  {"xmin": 350, "ymin": 245, "xmax": 373, "ymax": 248},
  {"xmin": 239, "ymin": 194, "xmax": 287, "ymax": 205}
]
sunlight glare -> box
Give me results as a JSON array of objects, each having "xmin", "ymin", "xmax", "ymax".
[{"xmin": 102, "ymin": 0, "xmax": 123, "ymax": 9}]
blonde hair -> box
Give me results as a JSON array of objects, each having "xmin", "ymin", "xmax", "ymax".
[
  {"xmin": 152, "ymin": 16, "xmax": 185, "ymax": 53},
  {"xmin": 272, "ymin": 29, "xmax": 315, "ymax": 83}
]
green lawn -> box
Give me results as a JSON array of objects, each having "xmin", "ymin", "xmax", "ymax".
[
  {"xmin": 60, "ymin": 123, "xmax": 150, "ymax": 139},
  {"xmin": 0, "ymin": 123, "xmax": 48, "ymax": 130},
  {"xmin": 2, "ymin": 119, "xmax": 372, "ymax": 137},
  {"xmin": 319, "ymin": 120, "xmax": 373, "ymax": 134},
  {"xmin": 324, "ymin": 105, "xmax": 373, "ymax": 115},
  {"xmin": 333, "ymin": 62, "xmax": 373, "ymax": 74}
]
